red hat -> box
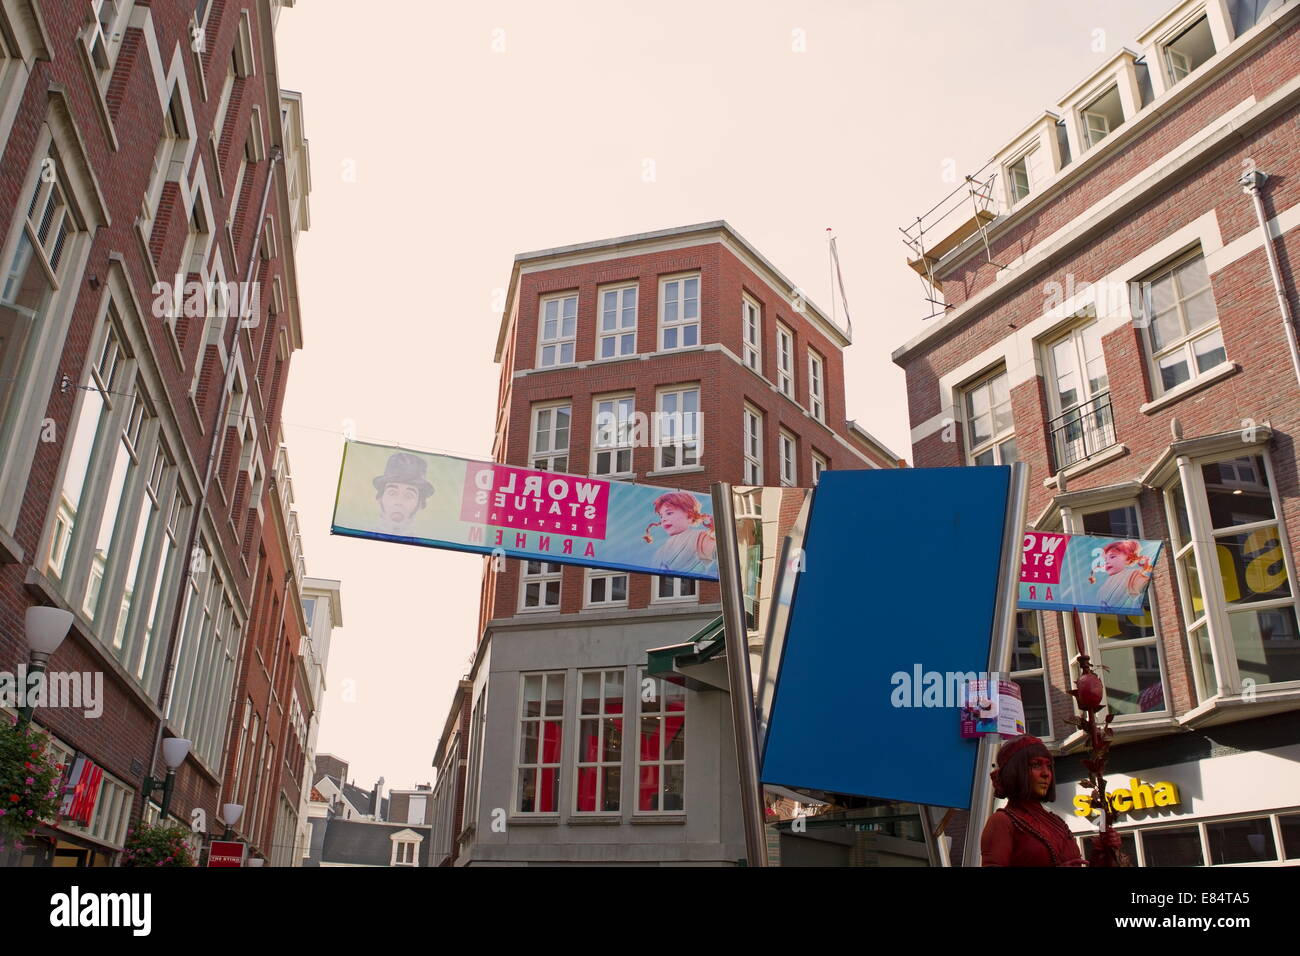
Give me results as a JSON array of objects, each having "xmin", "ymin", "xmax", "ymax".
[{"xmin": 990, "ymin": 735, "xmax": 1049, "ymax": 799}]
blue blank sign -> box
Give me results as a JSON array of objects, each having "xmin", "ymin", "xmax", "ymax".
[{"xmin": 758, "ymin": 466, "xmax": 1012, "ymax": 810}]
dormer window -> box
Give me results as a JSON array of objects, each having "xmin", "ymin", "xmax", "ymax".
[
  {"xmin": 1163, "ymin": 15, "xmax": 1215, "ymax": 85},
  {"xmin": 1007, "ymin": 148, "xmax": 1045, "ymax": 205},
  {"xmin": 1080, "ymin": 86, "xmax": 1124, "ymax": 149}
]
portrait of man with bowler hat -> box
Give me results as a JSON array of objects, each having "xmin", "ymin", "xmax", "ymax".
[{"xmin": 373, "ymin": 451, "xmax": 435, "ymax": 534}]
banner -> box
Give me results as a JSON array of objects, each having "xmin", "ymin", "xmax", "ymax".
[
  {"xmin": 330, "ymin": 440, "xmax": 719, "ymax": 580},
  {"xmin": 1019, "ymin": 530, "xmax": 1163, "ymax": 615}
]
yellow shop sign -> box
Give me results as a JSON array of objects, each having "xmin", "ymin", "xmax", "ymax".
[{"xmin": 1073, "ymin": 778, "xmax": 1180, "ymax": 817}]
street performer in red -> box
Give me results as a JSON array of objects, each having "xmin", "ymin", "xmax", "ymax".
[{"xmin": 980, "ymin": 735, "xmax": 1087, "ymax": 866}]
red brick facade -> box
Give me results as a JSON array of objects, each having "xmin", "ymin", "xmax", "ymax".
[
  {"xmin": 478, "ymin": 228, "xmax": 899, "ymax": 632},
  {"xmin": 896, "ymin": 10, "xmax": 1300, "ymax": 751},
  {"xmin": 0, "ymin": 1, "xmax": 308, "ymax": 862}
]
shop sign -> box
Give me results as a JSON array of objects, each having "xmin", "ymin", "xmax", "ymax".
[
  {"xmin": 1072, "ymin": 777, "xmax": 1180, "ymax": 817},
  {"xmin": 59, "ymin": 755, "xmax": 104, "ymax": 827}
]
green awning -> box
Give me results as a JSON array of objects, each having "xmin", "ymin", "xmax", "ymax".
[{"xmin": 645, "ymin": 615, "xmax": 726, "ymax": 691}]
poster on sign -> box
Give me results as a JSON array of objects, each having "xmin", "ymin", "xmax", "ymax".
[
  {"xmin": 1019, "ymin": 531, "xmax": 1163, "ymax": 615},
  {"xmin": 959, "ymin": 679, "xmax": 1024, "ymax": 738},
  {"xmin": 330, "ymin": 440, "xmax": 720, "ymax": 580}
]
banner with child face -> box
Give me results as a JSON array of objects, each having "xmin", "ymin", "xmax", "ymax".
[
  {"xmin": 1019, "ymin": 530, "xmax": 1163, "ymax": 615},
  {"xmin": 331, "ymin": 440, "xmax": 720, "ymax": 580}
]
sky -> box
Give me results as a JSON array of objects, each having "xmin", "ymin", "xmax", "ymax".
[{"xmin": 275, "ymin": 0, "xmax": 1178, "ymax": 794}]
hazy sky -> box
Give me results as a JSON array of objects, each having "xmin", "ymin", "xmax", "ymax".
[{"xmin": 276, "ymin": 0, "xmax": 1177, "ymax": 793}]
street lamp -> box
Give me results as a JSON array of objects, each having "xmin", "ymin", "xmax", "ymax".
[
  {"xmin": 142, "ymin": 737, "xmax": 191, "ymax": 819},
  {"xmin": 19, "ymin": 607, "xmax": 73, "ymax": 726},
  {"xmin": 219, "ymin": 803, "xmax": 243, "ymax": 840}
]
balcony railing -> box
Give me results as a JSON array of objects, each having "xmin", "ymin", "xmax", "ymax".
[{"xmin": 1049, "ymin": 392, "xmax": 1116, "ymax": 471}]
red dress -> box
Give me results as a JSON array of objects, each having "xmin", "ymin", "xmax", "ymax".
[{"xmin": 981, "ymin": 800, "xmax": 1083, "ymax": 867}]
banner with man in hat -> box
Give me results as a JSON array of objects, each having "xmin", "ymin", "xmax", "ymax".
[{"xmin": 331, "ymin": 440, "xmax": 720, "ymax": 580}]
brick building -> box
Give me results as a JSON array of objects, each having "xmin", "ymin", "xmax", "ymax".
[
  {"xmin": 431, "ymin": 221, "xmax": 899, "ymax": 866},
  {"xmin": 893, "ymin": 0, "xmax": 1300, "ymax": 865},
  {"xmin": 0, "ymin": 0, "xmax": 321, "ymax": 865}
]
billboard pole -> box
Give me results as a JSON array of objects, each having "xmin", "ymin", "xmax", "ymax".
[
  {"xmin": 962, "ymin": 462, "xmax": 1029, "ymax": 866},
  {"xmin": 711, "ymin": 482, "xmax": 769, "ymax": 867}
]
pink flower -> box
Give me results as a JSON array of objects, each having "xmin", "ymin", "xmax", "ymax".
[{"xmin": 24, "ymin": 777, "xmax": 33, "ymax": 786}]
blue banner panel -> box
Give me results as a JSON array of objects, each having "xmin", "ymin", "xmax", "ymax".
[{"xmin": 759, "ymin": 466, "xmax": 1012, "ymax": 810}]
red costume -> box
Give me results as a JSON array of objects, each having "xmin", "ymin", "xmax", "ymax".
[
  {"xmin": 981, "ymin": 799, "xmax": 1082, "ymax": 867},
  {"xmin": 980, "ymin": 735, "xmax": 1084, "ymax": 867}
]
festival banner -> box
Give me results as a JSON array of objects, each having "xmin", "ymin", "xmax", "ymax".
[
  {"xmin": 1019, "ymin": 530, "xmax": 1163, "ymax": 615},
  {"xmin": 330, "ymin": 440, "xmax": 719, "ymax": 580}
]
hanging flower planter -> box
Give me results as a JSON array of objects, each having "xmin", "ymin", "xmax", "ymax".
[{"xmin": 0, "ymin": 716, "xmax": 64, "ymax": 857}]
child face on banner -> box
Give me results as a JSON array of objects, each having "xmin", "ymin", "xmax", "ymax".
[
  {"xmin": 1103, "ymin": 548, "xmax": 1129, "ymax": 575},
  {"xmin": 658, "ymin": 503, "xmax": 692, "ymax": 536}
]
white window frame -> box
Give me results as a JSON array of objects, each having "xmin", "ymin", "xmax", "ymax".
[
  {"xmin": 596, "ymin": 283, "xmax": 637, "ymax": 360},
  {"xmin": 536, "ymin": 292, "xmax": 578, "ymax": 368},
  {"xmin": 634, "ymin": 668, "xmax": 686, "ymax": 815},
  {"xmin": 776, "ymin": 323, "xmax": 794, "ymax": 397},
  {"xmin": 464, "ymin": 688, "xmax": 487, "ymax": 831},
  {"xmin": 742, "ymin": 296, "xmax": 761, "ymax": 372},
  {"xmin": 961, "ymin": 368, "xmax": 1017, "ymax": 466},
  {"xmin": 573, "ymin": 668, "xmax": 625, "ymax": 815},
  {"xmin": 591, "ymin": 393, "xmax": 636, "ymax": 478},
  {"xmin": 743, "ymin": 405, "xmax": 763, "ymax": 485},
  {"xmin": 1044, "ymin": 319, "xmax": 1114, "ymax": 470},
  {"xmin": 1162, "ymin": 14, "xmax": 1215, "ymax": 87},
  {"xmin": 514, "ymin": 671, "xmax": 566, "ymax": 816},
  {"xmin": 1135, "ymin": 249, "xmax": 1224, "ymax": 399},
  {"xmin": 778, "ymin": 430, "xmax": 797, "ymax": 487},
  {"xmin": 1006, "ymin": 147, "xmax": 1037, "ymax": 205},
  {"xmin": 518, "ymin": 559, "xmax": 562, "ymax": 612},
  {"xmin": 529, "ymin": 402, "xmax": 571, "ymax": 472},
  {"xmin": 1010, "ymin": 610, "xmax": 1053, "ymax": 741},
  {"xmin": 1080, "ymin": 84, "xmax": 1122, "ymax": 149},
  {"xmin": 652, "ymin": 575, "xmax": 697, "ymax": 605},
  {"xmin": 658, "ymin": 273, "xmax": 700, "ymax": 352},
  {"xmin": 811, "ymin": 451, "xmax": 829, "ymax": 485},
  {"xmin": 654, "ymin": 385, "xmax": 701, "ymax": 472},
  {"xmin": 807, "ymin": 349, "xmax": 825, "ymax": 423},
  {"xmin": 583, "ymin": 568, "xmax": 628, "ymax": 609},
  {"xmin": 390, "ymin": 836, "xmax": 421, "ymax": 867},
  {"xmin": 1163, "ymin": 448, "xmax": 1300, "ymax": 702}
]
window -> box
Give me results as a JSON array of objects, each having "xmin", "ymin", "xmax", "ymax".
[
  {"xmin": 1080, "ymin": 505, "xmax": 1168, "ymax": 717},
  {"xmin": 537, "ymin": 293, "xmax": 577, "ymax": 367},
  {"xmin": 530, "ymin": 403, "xmax": 571, "ymax": 472},
  {"xmin": 1, "ymin": 158, "xmax": 75, "ymax": 432},
  {"xmin": 592, "ymin": 395, "xmax": 635, "ymax": 477},
  {"xmin": 1166, "ymin": 453, "xmax": 1300, "ymax": 698},
  {"xmin": 778, "ymin": 430, "xmax": 797, "ymax": 487},
  {"xmin": 811, "ymin": 451, "xmax": 829, "ymax": 485},
  {"xmin": 659, "ymin": 275, "xmax": 699, "ymax": 351},
  {"xmin": 392, "ymin": 839, "xmax": 418, "ymax": 866},
  {"xmin": 517, "ymin": 672, "xmax": 565, "ymax": 813},
  {"xmin": 1142, "ymin": 826, "xmax": 1204, "ymax": 867},
  {"xmin": 575, "ymin": 669, "xmax": 624, "ymax": 813},
  {"xmin": 1080, "ymin": 85, "xmax": 1123, "ymax": 149},
  {"xmin": 655, "ymin": 386, "xmax": 700, "ymax": 471},
  {"xmin": 776, "ymin": 324, "xmax": 794, "ymax": 397},
  {"xmin": 520, "ymin": 560, "xmax": 562, "ymax": 611},
  {"xmin": 464, "ymin": 689, "xmax": 487, "ymax": 830},
  {"xmin": 1164, "ymin": 15, "xmax": 1215, "ymax": 85},
  {"xmin": 962, "ymin": 369, "xmax": 1017, "ymax": 466},
  {"xmin": 1045, "ymin": 321, "xmax": 1113, "ymax": 469},
  {"xmin": 653, "ymin": 575, "xmax": 696, "ymax": 604},
  {"xmin": 143, "ymin": 93, "xmax": 188, "ymax": 241},
  {"xmin": 598, "ymin": 284, "xmax": 637, "ymax": 359},
  {"xmin": 1011, "ymin": 611, "xmax": 1051, "ymax": 738},
  {"xmin": 88, "ymin": 1, "xmax": 131, "ymax": 89},
  {"xmin": 585, "ymin": 569, "xmax": 628, "ymax": 608},
  {"xmin": 742, "ymin": 297, "xmax": 761, "ymax": 371},
  {"xmin": 636, "ymin": 670, "xmax": 685, "ymax": 813},
  {"xmin": 1138, "ymin": 251, "xmax": 1224, "ymax": 396},
  {"xmin": 1006, "ymin": 148, "xmax": 1045, "ymax": 205},
  {"xmin": 743, "ymin": 405, "xmax": 763, "ymax": 485},
  {"xmin": 807, "ymin": 350, "xmax": 825, "ymax": 422}
]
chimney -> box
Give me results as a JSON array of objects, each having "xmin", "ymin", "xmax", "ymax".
[{"xmin": 370, "ymin": 776, "xmax": 385, "ymax": 820}]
